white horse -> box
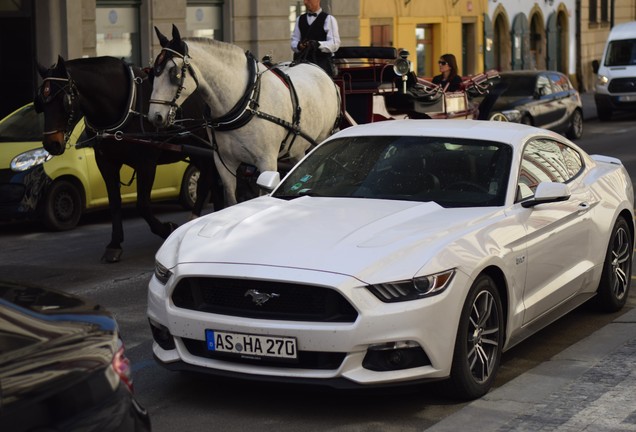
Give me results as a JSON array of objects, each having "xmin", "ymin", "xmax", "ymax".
[{"xmin": 148, "ymin": 25, "xmax": 341, "ymax": 205}]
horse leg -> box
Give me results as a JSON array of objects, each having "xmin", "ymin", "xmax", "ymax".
[
  {"xmin": 190, "ymin": 159, "xmax": 224, "ymax": 219},
  {"xmin": 135, "ymin": 164, "xmax": 179, "ymax": 239},
  {"xmin": 214, "ymin": 154, "xmax": 239, "ymax": 206},
  {"xmin": 95, "ymin": 155, "xmax": 125, "ymax": 263}
]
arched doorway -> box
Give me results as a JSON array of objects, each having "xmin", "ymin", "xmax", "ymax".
[
  {"xmin": 493, "ymin": 13, "xmax": 511, "ymax": 71},
  {"xmin": 530, "ymin": 12, "xmax": 546, "ymax": 70},
  {"xmin": 547, "ymin": 9, "xmax": 569, "ymax": 73}
]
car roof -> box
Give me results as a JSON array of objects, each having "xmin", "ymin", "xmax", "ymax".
[
  {"xmin": 499, "ymin": 70, "xmax": 563, "ymax": 77},
  {"xmin": 608, "ymin": 21, "xmax": 636, "ymax": 40},
  {"xmin": 327, "ymin": 119, "xmax": 563, "ymax": 147}
]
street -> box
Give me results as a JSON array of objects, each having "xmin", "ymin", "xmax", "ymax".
[{"xmin": 2, "ymin": 115, "xmax": 636, "ymax": 431}]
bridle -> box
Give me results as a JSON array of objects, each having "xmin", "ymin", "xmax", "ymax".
[
  {"xmin": 149, "ymin": 47, "xmax": 199, "ymax": 125},
  {"xmin": 35, "ymin": 74, "xmax": 79, "ymax": 143}
]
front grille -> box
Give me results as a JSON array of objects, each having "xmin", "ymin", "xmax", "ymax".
[
  {"xmin": 182, "ymin": 337, "xmax": 346, "ymax": 369},
  {"xmin": 172, "ymin": 277, "xmax": 358, "ymax": 322},
  {"xmin": 608, "ymin": 77, "xmax": 636, "ymax": 93}
]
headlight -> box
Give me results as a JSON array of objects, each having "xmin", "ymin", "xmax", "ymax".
[
  {"xmin": 366, "ymin": 269, "xmax": 455, "ymax": 302},
  {"xmin": 596, "ymin": 75, "xmax": 609, "ymax": 86},
  {"xmin": 154, "ymin": 260, "xmax": 173, "ymax": 285},
  {"xmin": 393, "ymin": 58, "xmax": 411, "ymax": 76},
  {"xmin": 10, "ymin": 148, "xmax": 52, "ymax": 172}
]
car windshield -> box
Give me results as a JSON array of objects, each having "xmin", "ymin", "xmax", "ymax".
[
  {"xmin": 500, "ymin": 75, "xmax": 538, "ymax": 97},
  {"xmin": 604, "ymin": 39, "xmax": 636, "ymax": 66},
  {"xmin": 273, "ymin": 136, "xmax": 512, "ymax": 208},
  {"xmin": 0, "ymin": 105, "xmax": 44, "ymax": 142}
]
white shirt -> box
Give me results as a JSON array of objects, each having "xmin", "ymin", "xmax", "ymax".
[{"xmin": 291, "ymin": 9, "xmax": 341, "ymax": 55}]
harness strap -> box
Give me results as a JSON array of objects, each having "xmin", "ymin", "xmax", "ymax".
[{"xmin": 207, "ymin": 52, "xmax": 260, "ymax": 131}]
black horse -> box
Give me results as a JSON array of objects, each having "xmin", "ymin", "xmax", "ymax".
[{"xmin": 36, "ymin": 55, "xmax": 225, "ymax": 263}]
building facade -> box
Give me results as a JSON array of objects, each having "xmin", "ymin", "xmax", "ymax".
[{"xmin": 2, "ymin": 0, "xmax": 636, "ymax": 118}]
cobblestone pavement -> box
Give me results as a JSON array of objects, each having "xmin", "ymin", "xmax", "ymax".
[{"xmin": 427, "ymin": 309, "xmax": 636, "ymax": 432}]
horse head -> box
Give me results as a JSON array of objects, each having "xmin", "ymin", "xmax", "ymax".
[
  {"xmin": 35, "ymin": 55, "xmax": 81, "ymax": 155},
  {"xmin": 149, "ymin": 25, "xmax": 199, "ymax": 128}
]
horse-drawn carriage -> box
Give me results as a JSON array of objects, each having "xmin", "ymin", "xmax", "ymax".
[{"xmin": 331, "ymin": 46, "xmax": 500, "ymax": 128}]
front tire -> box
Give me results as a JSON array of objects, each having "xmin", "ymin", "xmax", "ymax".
[
  {"xmin": 594, "ymin": 217, "xmax": 632, "ymax": 312},
  {"xmin": 447, "ymin": 274, "xmax": 503, "ymax": 400},
  {"xmin": 179, "ymin": 164, "xmax": 202, "ymax": 210},
  {"xmin": 41, "ymin": 179, "xmax": 83, "ymax": 231}
]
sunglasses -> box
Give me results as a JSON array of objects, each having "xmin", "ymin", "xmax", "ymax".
[{"xmin": 438, "ymin": 61, "xmax": 448, "ymax": 66}]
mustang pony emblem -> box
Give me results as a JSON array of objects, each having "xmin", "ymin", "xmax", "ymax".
[{"xmin": 244, "ymin": 289, "xmax": 280, "ymax": 306}]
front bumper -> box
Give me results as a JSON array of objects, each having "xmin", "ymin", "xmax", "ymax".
[
  {"xmin": 0, "ymin": 166, "xmax": 50, "ymax": 221},
  {"xmin": 147, "ymin": 262, "xmax": 471, "ymax": 387},
  {"xmin": 594, "ymin": 92, "xmax": 636, "ymax": 111}
]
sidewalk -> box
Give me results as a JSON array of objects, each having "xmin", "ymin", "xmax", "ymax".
[{"xmin": 427, "ymin": 308, "xmax": 636, "ymax": 431}]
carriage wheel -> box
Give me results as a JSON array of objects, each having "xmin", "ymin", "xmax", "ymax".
[
  {"xmin": 42, "ymin": 179, "xmax": 84, "ymax": 231},
  {"xmin": 488, "ymin": 112, "xmax": 508, "ymax": 122}
]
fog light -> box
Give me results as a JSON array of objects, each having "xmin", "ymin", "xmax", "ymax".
[
  {"xmin": 362, "ymin": 341, "xmax": 430, "ymax": 371},
  {"xmin": 149, "ymin": 318, "xmax": 175, "ymax": 350}
]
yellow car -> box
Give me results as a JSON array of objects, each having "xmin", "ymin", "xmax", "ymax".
[{"xmin": 0, "ymin": 104, "xmax": 198, "ymax": 230}]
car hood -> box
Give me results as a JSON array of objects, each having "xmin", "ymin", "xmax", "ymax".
[
  {"xmin": 0, "ymin": 282, "xmax": 117, "ymax": 410},
  {"xmin": 163, "ymin": 196, "xmax": 501, "ymax": 282}
]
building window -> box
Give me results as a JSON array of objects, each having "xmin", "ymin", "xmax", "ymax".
[
  {"xmin": 96, "ymin": 1, "xmax": 140, "ymax": 64},
  {"xmin": 186, "ymin": 1, "xmax": 224, "ymax": 39},
  {"xmin": 371, "ymin": 25, "xmax": 392, "ymax": 47},
  {"xmin": 415, "ymin": 25, "xmax": 433, "ymax": 77},
  {"xmin": 600, "ymin": 0, "xmax": 609, "ymax": 23},
  {"xmin": 589, "ymin": 0, "xmax": 598, "ymax": 23},
  {"xmin": 290, "ymin": 1, "xmax": 305, "ymax": 36}
]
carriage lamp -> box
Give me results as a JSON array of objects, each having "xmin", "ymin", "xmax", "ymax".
[
  {"xmin": 394, "ymin": 50, "xmax": 412, "ymax": 94},
  {"xmin": 11, "ymin": 148, "xmax": 52, "ymax": 172}
]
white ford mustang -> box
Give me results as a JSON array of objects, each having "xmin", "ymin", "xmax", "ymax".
[{"xmin": 147, "ymin": 120, "xmax": 634, "ymax": 399}]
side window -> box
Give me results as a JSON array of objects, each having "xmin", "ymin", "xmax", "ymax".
[
  {"xmin": 536, "ymin": 74, "xmax": 552, "ymax": 96},
  {"xmin": 549, "ymin": 73, "xmax": 567, "ymax": 92},
  {"xmin": 517, "ymin": 139, "xmax": 583, "ymax": 201}
]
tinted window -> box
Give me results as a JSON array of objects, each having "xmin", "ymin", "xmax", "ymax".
[
  {"xmin": 517, "ymin": 139, "xmax": 583, "ymax": 200},
  {"xmin": 549, "ymin": 73, "xmax": 570, "ymax": 92},
  {"xmin": 0, "ymin": 105, "xmax": 44, "ymax": 142},
  {"xmin": 274, "ymin": 136, "xmax": 512, "ymax": 208},
  {"xmin": 500, "ymin": 75, "xmax": 537, "ymax": 97},
  {"xmin": 604, "ymin": 39, "xmax": 636, "ymax": 66}
]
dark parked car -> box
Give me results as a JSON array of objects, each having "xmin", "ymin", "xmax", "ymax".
[
  {"xmin": 0, "ymin": 281, "xmax": 151, "ymax": 431},
  {"xmin": 487, "ymin": 70, "xmax": 584, "ymax": 139}
]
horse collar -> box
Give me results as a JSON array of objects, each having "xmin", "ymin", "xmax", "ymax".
[
  {"xmin": 84, "ymin": 65, "xmax": 139, "ymax": 134},
  {"xmin": 207, "ymin": 51, "xmax": 260, "ymax": 131}
]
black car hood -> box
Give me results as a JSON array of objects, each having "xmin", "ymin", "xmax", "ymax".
[{"xmin": 0, "ymin": 281, "xmax": 117, "ymax": 414}]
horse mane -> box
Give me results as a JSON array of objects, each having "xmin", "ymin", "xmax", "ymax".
[{"xmin": 182, "ymin": 37, "xmax": 245, "ymax": 58}]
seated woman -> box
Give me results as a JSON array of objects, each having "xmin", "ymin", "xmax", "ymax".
[{"xmin": 433, "ymin": 53, "xmax": 462, "ymax": 92}]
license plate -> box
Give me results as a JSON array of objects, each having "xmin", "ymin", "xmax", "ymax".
[
  {"xmin": 205, "ymin": 329, "xmax": 298, "ymax": 360},
  {"xmin": 618, "ymin": 95, "xmax": 636, "ymax": 102}
]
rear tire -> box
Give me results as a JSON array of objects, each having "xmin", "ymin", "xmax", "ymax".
[
  {"xmin": 42, "ymin": 179, "xmax": 83, "ymax": 231},
  {"xmin": 565, "ymin": 109, "xmax": 583, "ymax": 140},
  {"xmin": 594, "ymin": 217, "xmax": 632, "ymax": 312},
  {"xmin": 447, "ymin": 274, "xmax": 503, "ymax": 400}
]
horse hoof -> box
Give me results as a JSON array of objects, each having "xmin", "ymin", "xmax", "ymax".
[{"xmin": 101, "ymin": 248, "xmax": 123, "ymax": 263}]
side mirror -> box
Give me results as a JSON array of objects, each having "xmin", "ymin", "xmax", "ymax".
[
  {"xmin": 256, "ymin": 171, "xmax": 280, "ymax": 192},
  {"xmin": 592, "ymin": 59, "xmax": 600, "ymax": 74},
  {"xmin": 521, "ymin": 182, "xmax": 570, "ymax": 208}
]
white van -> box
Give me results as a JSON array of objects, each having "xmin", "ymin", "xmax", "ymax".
[{"xmin": 594, "ymin": 21, "xmax": 636, "ymax": 121}]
